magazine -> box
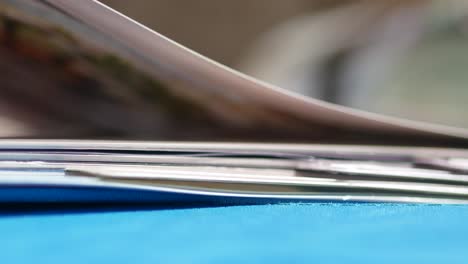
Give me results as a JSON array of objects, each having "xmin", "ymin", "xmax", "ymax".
[{"xmin": 1, "ymin": 0, "xmax": 468, "ymax": 204}]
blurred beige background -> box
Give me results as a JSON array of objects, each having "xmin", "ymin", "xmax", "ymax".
[{"xmin": 101, "ymin": 0, "xmax": 346, "ymax": 67}]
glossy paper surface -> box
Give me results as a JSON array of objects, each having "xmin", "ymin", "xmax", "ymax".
[{"xmin": 1, "ymin": 0, "xmax": 468, "ymax": 146}]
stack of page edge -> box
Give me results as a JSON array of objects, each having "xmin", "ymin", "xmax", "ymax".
[{"xmin": 1, "ymin": 140, "xmax": 468, "ymax": 205}]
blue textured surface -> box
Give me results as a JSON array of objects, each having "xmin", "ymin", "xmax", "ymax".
[{"xmin": 0, "ymin": 203, "xmax": 467, "ymax": 263}]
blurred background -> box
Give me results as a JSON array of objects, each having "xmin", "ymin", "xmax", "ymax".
[{"xmin": 102, "ymin": 0, "xmax": 468, "ymax": 128}]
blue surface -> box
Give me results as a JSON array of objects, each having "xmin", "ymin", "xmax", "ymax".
[{"xmin": 0, "ymin": 203, "xmax": 467, "ymax": 263}]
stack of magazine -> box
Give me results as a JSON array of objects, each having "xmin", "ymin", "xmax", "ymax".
[{"xmin": 1, "ymin": 0, "xmax": 468, "ymax": 204}]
